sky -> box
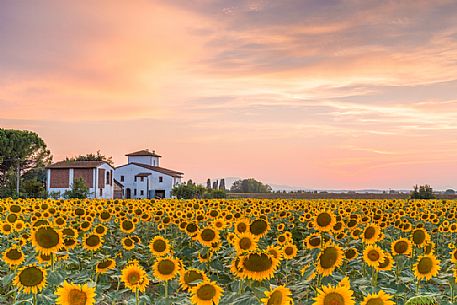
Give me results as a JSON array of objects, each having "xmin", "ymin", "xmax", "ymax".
[{"xmin": 1, "ymin": 0, "xmax": 457, "ymax": 190}]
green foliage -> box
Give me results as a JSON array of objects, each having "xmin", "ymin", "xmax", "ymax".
[
  {"xmin": 203, "ymin": 188, "xmax": 227, "ymax": 199},
  {"xmin": 65, "ymin": 150, "xmax": 113, "ymax": 166},
  {"xmin": 63, "ymin": 177, "xmax": 90, "ymax": 199},
  {"xmin": 405, "ymin": 295, "xmax": 438, "ymax": 305},
  {"xmin": 411, "ymin": 184, "xmax": 435, "ymax": 199},
  {"xmin": 0, "ymin": 128, "xmax": 52, "ymax": 197},
  {"xmin": 171, "ymin": 179, "xmax": 206, "ymax": 199},
  {"xmin": 230, "ymin": 178, "xmax": 272, "ymax": 193}
]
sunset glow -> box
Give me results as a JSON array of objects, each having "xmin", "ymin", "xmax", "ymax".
[{"xmin": 1, "ymin": 1, "xmax": 457, "ymax": 189}]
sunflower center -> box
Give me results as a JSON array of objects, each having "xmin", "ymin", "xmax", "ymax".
[
  {"xmin": 364, "ymin": 227, "xmax": 376, "ymax": 239},
  {"xmin": 184, "ymin": 270, "xmax": 203, "ymax": 285},
  {"xmin": 345, "ymin": 249, "xmax": 356, "ymax": 259},
  {"xmin": 243, "ymin": 253, "xmax": 273, "ymax": 272},
  {"xmin": 378, "ymin": 256, "xmax": 390, "ymax": 269},
  {"xmin": 201, "ymin": 229, "xmax": 216, "ymax": 241},
  {"xmin": 97, "ymin": 259, "xmax": 113, "ymax": 269},
  {"xmin": 367, "ymin": 250, "xmax": 380, "ymax": 261},
  {"xmin": 19, "ymin": 267, "xmax": 44, "ymax": 287},
  {"xmin": 366, "ymin": 297, "xmax": 384, "ymax": 305},
  {"xmin": 186, "ymin": 223, "xmax": 198, "ymax": 233},
  {"xmin": 124, "ymin": 239, "xmax": 133, "ymax": 247},
  {"xmin": 127, "ymin": 271, "xmax": 140, "ymax": 285},
  {"xmin": 158, "ymin": 259, "xmax": 176, "ymax": 275},
  {"xmin": 323, "ymin": 292, "xmax": 345, "ymax": 305},
  {"xmin": 309, "ymin": 236, "xmax": 321, "ymax": 247},
  {"xmin": 68, "ymin": 289, "xmax": 87, "ymax": 305},
  {"xmin": 35, "ymin": 227, "xmax": 60, "ymax": 248},
  {"xmin": 153, "ymin": 240, "xmax": 166, "ymax": 252},
  {"xmin": 86, "ymin": 235, "xmax": 100, "ymax": 247},
  {"xmin": 412, "ymin": 230, "xmax": 426, "ymax": 245},
  {"xmin": 237, "ymin": 223, "xmax": 247, "ymax": 233},
  {"xmin": 250, "ymin": 220, "xmax": 268, "ymax": 235},
  {"xmin": 394, "ymin": 241, "xmax": 408, "ymax": 253},
  {"xmin": 320, "ymin": 247, "xmax": 338, "ymax": 268},
  {"xmin": 316, "ymin": 213, "xmax": 332, "ymax": 227},
  {"xmin": 95, "ymin": 226, "xmax": 105, "ymax": 234},
  {"xmin": 417, "ymin": 257, "xmax": 433, "ymax": 274},
  {"xmin": 239, "ymin": 237, "xmax": 252, "ymax": 250},
  {"xmin": 122, "ymin": 220, "xmax": 134, "ymax": 231},
  {"xmin": 196, "ymin": 284, "xmax": 216, "ymax": 300},
  {"xmin": 6, "ymin": 249, "xmax": 23, "ymax": 260},
  {"xmin": 267, "ymin": 290, "xmax": 283, "ymax": 305},
  {"xmin": 284, "ymin": 246, "xmax": 294, "ymax": 256}
]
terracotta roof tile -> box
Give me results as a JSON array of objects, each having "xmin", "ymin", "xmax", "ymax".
[
  {"xmin": 125, "ymin": 149, "xmax": 161, "ymax": 157},
  {"xmin": 46, "ymin": 160, "xmax": 108, "ymax": 169}
]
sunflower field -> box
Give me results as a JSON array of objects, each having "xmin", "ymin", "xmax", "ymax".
[{"xmin": 0, "ymin": 198, "xmax": 456, "ymax": 305}]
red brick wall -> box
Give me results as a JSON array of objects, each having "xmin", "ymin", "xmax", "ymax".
[
  {"xmin": 98, "ymin": 168, "xmax": 106, "ymax": 188},
  {"xmin": 50, "ymin": 169, "xmax": 69, "ymax": 188},
  {"xmin": 74, "ymin": 168, "xmax": 93, "ymax": 188}
]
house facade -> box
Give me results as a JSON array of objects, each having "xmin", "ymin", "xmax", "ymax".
[
  {"xmin": 114, "ymin": 149, "xmax": 183, "ymax": 199},
  {"xmin": 46, "ymin": 161, "xmax": 114, "ymax": 199}
]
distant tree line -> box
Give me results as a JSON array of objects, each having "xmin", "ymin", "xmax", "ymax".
[
  {"xmin": 410, "ymin": 184, "xmax": 435, "ymax": 199},
  {"xmin": 230, "ymin": 178, "xmax": 272, "ymax": 193}
]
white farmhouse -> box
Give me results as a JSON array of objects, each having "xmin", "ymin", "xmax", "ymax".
[
  {"xmin": 46, "ymin": 161, "xmax": 115, "ymax": 198},
  {"xmin": 114, "ymin": 149, "xmax": 183, "ymax": 199}
]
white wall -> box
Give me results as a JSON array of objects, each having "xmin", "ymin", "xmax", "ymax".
[
  {"xmin": 114, "ymin": 163, "xmax": 178, "ymax": 198},
  {"xmin": 127, "ymin": 156, "xmax": 160, "ymax": 166},
  {"xmin": 47, "ymin": 164, "xmax": 114, "ymax": 199}
]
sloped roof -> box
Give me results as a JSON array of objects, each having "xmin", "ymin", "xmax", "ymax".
[
  {"xmin": 46, "ymin": 160, "xmax": 112, "ymax": 169},
  {"xmin": 126, "ymin": 149, "xmax": 161, "ymax": 157},
  {"xmin": 116, "ymin": 162, "xmax": 183, "ymax": 178}
]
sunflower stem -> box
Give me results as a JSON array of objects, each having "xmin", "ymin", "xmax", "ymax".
[
  {"xmin": 135, "ymin": 288, "xmax": 139, "ymax": 305},
  {"xmin": 416, "ymin": 279, "xmax": 420, "ymax": 294},
  {"xmin": 51, "ymin": 252, "xmax": 55, "ymax": 272},
  {"xmin": 32, "ymin": 294, "xmax": 37, "ymax": 305},
  {"xmin": 164, "ymin": 280, "xmax": 168, "ymax": 299}
]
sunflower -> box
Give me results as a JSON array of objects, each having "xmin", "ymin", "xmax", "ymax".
[
  {"xmin": 93, "ymin": 224, "xmax": 107, "ymax": 236},
  {"xmin": 362, "ymin": 224, "xmax": 381, "ymax": 244},
  {"xmin": 316, "ymin": 244, "xmax": 344, "ymax": 276},
  {"xmin": 198, "ymin": 250, "xmax": 213, "ymax": 263},
  {"xmin": 120, "ymin": 261, "xmax": 149, "ymax": 292},
  {"xmin": 266, "ymin": 245, "xmax": 283, "ymax": 261},
  {"xmin": 313, "ymin": 279, "xmax": 355, "ymax": 305},
  {"xmin": 391, "ymin": 238, "xmax": 412, "ymax": 256},
  {"xmin": 55, "ymin": 281, "xmax": 96, "ymax": 305},
  {"xmin": 121, "ymin": 237, "xmax": 135, "ymax": 251},
  {"xmin": 149, "ymin": 236, "xmax": 171, "ymax": 257},
  {"xmin": 313, "ymin": 211, "xmax": 336, "ymax": 232},
  {"xmin": 233, "ymin": 232, "xmax": 258, "ymax": 253},
  {"xmin": 13, "ymin": 264, "xmax": 47, "ymax": 294},
  {"xmin": 250, "ymin": 218, "xmax": 270, "ymax": 238},
  {"xmin": 180, "ymin": 268, "xmax": 208, "ymax": 291},
  {"xmin": 239, "ymin": 251, "xmax": 280, "ymax": 281},
  {"xmin": 120, "ymin": 219, "xmax": 135, "ymax": 234},
  {"xmin": 83, "ymin": 234, "xmax": 103, "ymax": 252},
  {"xmin": 363, "ymin": 245, "xmax": 385, "ymax": 268},
  {"xmin": 305, "ymin": 234, "xmax": 322, "ymax": 249},
  {"xmin": 190, "ymin": 280, "xmax": 223, "ymax": 305},
  {"xmin": 282, "ymin": 244, "xmax": 298, "ymax": 260},
  {"xmin": 261, "ymin": 285, "xmax": 293, "ymax": 305},
  {"xmin": 31, "ymin": 225, "xmax": 63, "ymax": 255},
  {"xmin": 344, "ymin": 248, "xmax": 358, "ymax": 261},
  {"xmin": 2, "ymin": 246, "xmax": 25, "ymax": 267},
  {"xmin": 234, "ymin": 218, "xmax": 250, "ymax": 235},
  {"xmin": 96, "ymin": 258, "xmax": 116, "ymax": 274},
  {"xmin": 197, "ymin": 227, "xmax": 220, "ymax": 247},
  {"xmin": 450, "ymin": 248, "xmax": 457, "ymax": 263},
  {"xmin": 413, "ymin": 254, "xmax": 441, "ymax": 281},
  {"xmin": 411, "ymin": 228, "xmax": 429, "ymax": 248},
  {"xmin": 153, "ymin": 256, "xmax": 181, "ymax": 281},
  {"xmin": 377, "ymin": 252, "xmax": 394, "ymax": 271},
  {"xmin": 360, "ymin": 290, "xmax": 394, "ymax": 305}
]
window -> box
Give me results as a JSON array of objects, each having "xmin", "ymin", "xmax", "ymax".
[
  {"xmin": 120, "ymin": 175, "xmax": 124, "ymax": 182},
  {"xmin": 140, "ymin": 177, "xmax": 144, "ymax": 182},
  {"xmin": 99, "ymin": 188, "xmax": 102, "ymax": 196},
  {"xmin": 159, "ymin": 176, "xmax": 163, "ymax": 183},
  {"xmin": 134, "ymin": 189, "xmax": 137, "ymax": 196},
  {"xmin": 140, "ymin": 190, "xmax": 144, "ymax": 196},
  {"xmin": 106, "ymin": 171, "xmax": 110, "ymax": 184}
]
